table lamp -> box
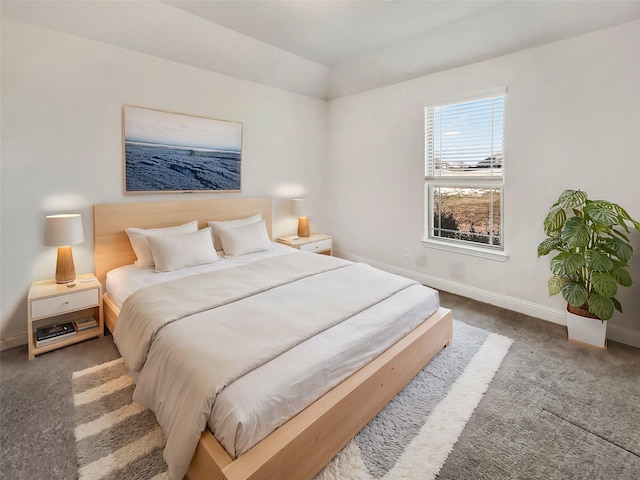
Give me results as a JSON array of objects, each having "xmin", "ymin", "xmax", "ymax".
[
  {"xmin": 44, "ymin": 214, "xmax": 84, "ymax": 283},
  {"xmin": 291, "ymin": 199, "xmax": 310, "ymax": 237}
]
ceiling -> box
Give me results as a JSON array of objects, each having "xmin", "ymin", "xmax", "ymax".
[
  {"xmin": 164, "ymin": 0, "xmax": 503, "ymax": 66},
  {"xmin": 3, "ymin": 1, "xmax": 640, "ymax": 99}
]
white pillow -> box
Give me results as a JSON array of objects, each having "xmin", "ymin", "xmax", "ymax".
[
  {"xmin": 218, "ymin": 220, "xmax": 273, "ymax": 257},
  {"xmin": 207, "ymin": 213, "xmax": 262, "ymax": 251},
  {"xmin": 147, "ymin": 227, "xmax": 219, "ymax": 272},
  {"xmin": 125, "ymin": 220, "xmax": 198, "ymax": 267}
]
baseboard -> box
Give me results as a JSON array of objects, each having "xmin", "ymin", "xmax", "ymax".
[
  {"xmin": 0, "ymin": 333, "xmax": 27, "ymax": 352},
  {"xmin": 335, "ymin": 250, "xmax": 640, "ymax": 349},
  {"xmin": 606, "ymin": 324, "xmax": 640, "ymax": 348}
]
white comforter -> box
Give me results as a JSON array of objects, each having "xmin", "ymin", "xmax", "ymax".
[{"xmin": 113, "ymin": 253, "xmax": 426, "ymax": 480}]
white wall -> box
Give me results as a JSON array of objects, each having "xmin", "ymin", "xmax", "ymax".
[
  {"xmin": 328, "ymin": 21, "xmax": 640, "ymax": 346},
  {"xmin": 0, "ymin": 19, "xmax": 328, "ymax": 348}
]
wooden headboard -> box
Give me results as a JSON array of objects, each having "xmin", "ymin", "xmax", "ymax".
[{"xmin": 94, "ymin": 197, "xmax": 272, "ymax": 285}]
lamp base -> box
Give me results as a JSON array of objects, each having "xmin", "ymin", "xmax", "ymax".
[
  {"xmin": 55, "ymin": 246, "xmax": 77, "ymax": 284},
  {"xmin": 297, "ymin": 217, "xmax": 310, "ymax": 237}
]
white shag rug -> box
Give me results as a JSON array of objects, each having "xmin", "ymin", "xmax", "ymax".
[
  {"xmin": 315, "ymin": 321, "xmax": 513, "ymax": 480},
  {"xmin": 72, "ymin": 320, "xmax": 512, "ymax": 480}
]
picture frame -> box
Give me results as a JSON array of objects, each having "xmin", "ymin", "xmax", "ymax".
[{"xmin": 123, "ymin": 105, "xmax": 242, "ymax": 193}]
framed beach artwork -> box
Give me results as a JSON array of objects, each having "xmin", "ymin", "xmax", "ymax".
[{"xmin": 123, "ymin": 106, "xmax": 242, "ymax": 193}]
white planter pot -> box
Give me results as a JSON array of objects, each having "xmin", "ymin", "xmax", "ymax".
[{"xmin": 566, "ymin": 309, "xmax": 607, "ymax": 349}]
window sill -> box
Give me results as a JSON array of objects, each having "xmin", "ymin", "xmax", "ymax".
[{"xmin": 421, "ymin": 239, "xmax": 509, "ymax": 262}]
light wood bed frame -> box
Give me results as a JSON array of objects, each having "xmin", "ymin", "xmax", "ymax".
[{"xmin": 94, "ymin": 197, "xmax": 453, "ymax": 480}]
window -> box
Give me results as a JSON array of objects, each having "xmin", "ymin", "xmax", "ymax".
[{"xmin": 424, "ymin": 89, "xmax": 506, "ymax": 256}]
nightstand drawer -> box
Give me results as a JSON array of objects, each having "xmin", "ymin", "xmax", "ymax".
[
  {"xmin": 299, "ymin": 238, "xmax": 332, "ymax": 253},
  {"xmin": 31, "ymin": 288, "xmax": 99, "ymax": 319}
]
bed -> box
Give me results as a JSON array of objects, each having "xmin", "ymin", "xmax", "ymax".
[{"xmin": 94, "ymin": 197, "xmax": 453, "ymax": 480}]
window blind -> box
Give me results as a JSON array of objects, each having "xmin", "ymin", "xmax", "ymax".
[{"xmin": 425, "ymin": 91, "xmax": 505, "ymax": 178}]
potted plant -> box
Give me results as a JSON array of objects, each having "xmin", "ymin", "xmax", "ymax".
[{"xmin": 538, "ymin": 189, "xmax": 640, "ymax": 348}]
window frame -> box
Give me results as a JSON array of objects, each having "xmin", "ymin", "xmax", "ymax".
[{"xmin": 422, "ymin": 88, "xmax": 508, "ymax": 261}]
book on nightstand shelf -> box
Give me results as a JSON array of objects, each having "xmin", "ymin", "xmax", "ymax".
[
  {"xmin": 74, "ymin": 318, "xmax": 98, "ymax": 332},
  {"xmin": 35, "ymin": 322, "xmax": 76, "ymax": 348}
]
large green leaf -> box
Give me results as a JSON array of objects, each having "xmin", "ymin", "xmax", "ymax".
[
  {"xmin": 610, "ymin": 228, "xmax": 630, "ymax": 243},
  {"xmin": 584, "ymin": 202, "xmax": 618, "ymax": 227},
  {"xmin": 589, "ymin": 293, "xmax": 615, "ymax": 320},
  {"xmin": 561, "ymin": 216, "xmax": 590, "ymax": 248},
  {"xmin": 611, "ymin": 297, "xmax": 623, "ymax": 313},
  {"xmin": 544, "ymin": 207, "xmax": 566, "ymax": 235},
  {"xmin": 537, "ymin": 237, "xmax": 563, "ymax": 257},
  {"xmin": 603, "ymin": 237, "xmax": 633, "ymax": 262},
  {"xmin": 547, "ymin": 275, "xmax": 565, "ymax": 296},
  {"xmin": 562, "ymin": 282, "xmax": 588, "ymax": 307},
  {"xmin": 591, "ymin": 272, "xmax": 618, "ymax": 297},
  {"xmin": 558, "ymin": 189, "xmax": 587, "ymax": 209},
  {"xmin": 610, "ymin": 266, "xmax": 632, "ymax": 287},
  {"xmin": 585, "ymin": 250, "xmax": 614, "ymax": 272},
  {"xmin": 550, "ymin": 252, "xmax": 584, "ymax": 276},
  {"xmin": 612, "ymin": 203, "xmax": 640, "ymax": 232}
]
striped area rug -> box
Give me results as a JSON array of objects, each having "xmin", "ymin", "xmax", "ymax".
[
  {"xmin": 72, "ymin": 358, "xmax": 168, "ymax": 480},
  {"xmin": 72, "ymin": 320, "xmax": 512, "ymax": 480}
]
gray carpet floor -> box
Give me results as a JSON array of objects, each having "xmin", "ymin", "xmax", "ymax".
[{"xmin": 1, "ymin": 291, "xmax": 638, "ymax": 479}]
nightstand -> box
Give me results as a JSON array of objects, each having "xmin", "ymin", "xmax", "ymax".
[
  {"xmin": 277, "ymin": 233, "xmax": 333, "ymax": 255},
  {"xmin": 27, "ymin": 274, "xmax": 104, "ymax": 360}
]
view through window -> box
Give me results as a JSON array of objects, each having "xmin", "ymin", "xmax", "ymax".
[{"xmin": 424, "ymin": 89, "xmax": 505, "ymax": 250}]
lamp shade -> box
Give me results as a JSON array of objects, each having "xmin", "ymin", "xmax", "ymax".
[
  {"xmin": 291, "ymin": 199, "xmax": 309, "ymax": 218},
  {"xmin": 44, "ymin": 214, "xmax": 84, "ymax": 247}
]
